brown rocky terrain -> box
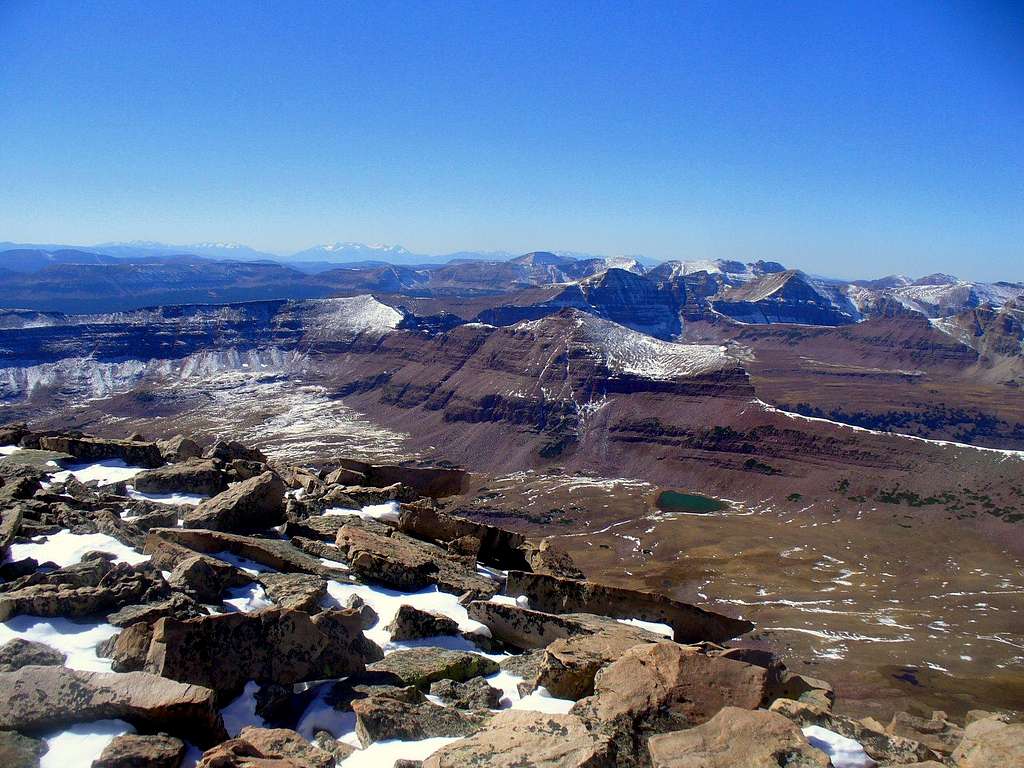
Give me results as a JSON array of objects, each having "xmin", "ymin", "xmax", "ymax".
[{"xmin": 1, "ymin": 428, "xmax": 1019, "ymax": 768}]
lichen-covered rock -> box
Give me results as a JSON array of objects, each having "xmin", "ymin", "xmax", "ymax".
[
  {"xmin": 524, "ymin": 538, "xmax": 585, "ymax": 579},
  {"xmin": 168, "ymin": 554, "xmax": 249, "ymax": 603},
  {"xmin": 0, "ymin": 637, "xmax": 67, "ymax": 672},
  {"xmin": 0, "ymin": 729, "xmax": 46, "ymax": 768},
  {"xmin": 887, "ymin": 710, "xmax": 964, "ymax": 755},
  {"xmin": 572, "ymin": 643, "xmax": 769, "ymax": 766},
  {"xmin": 397, "ymin": 504, "xmax": 527, "ymax": 569},
  {"xmin": 259, "ymin": 573, "xmax": 327, "ymax": 613},
  {"xmin": 204, "ymin": 440, "xmax": 268, "ymax": 464},
  {"xmin": 386, "ymin": 604, "xmax": 461, "ymax": 640},
  {"xmin": 368, "ymin": 648, "xmax": 500, "ymax": 690},
  {"xmin": 107, "ymin": 592, "xmax": 207, "ymax": 628},
  {"xmin": 157, "ymin": 434, "xmax": 203, "ymax": 462},
  {"xmin": 421, "ymin": 710, "xmax": 613, "ymax": 768},
  {"xmin": 0, "ymin": 665, "xmax": 225, "ymax": 746},
  {"xmin": 951, "ymin": 716, "xmax": 1024, "ymax": 768},
  {"xmin": 352, "ymin": 691, "xmax": 490, "ymax": 746},
  {"xmin": 145, "ymin": 607, "xmax": 381, "ymax": 694},
  {"xmin": 110, "ymin": 622, "xmax": 154, "ymax": 672},
  {"xmin": 133, "ymin": 459, "xmax": 226, "ymax": 496},
  {"xmin": 647, "ymin": 707, "xmax": 830, "ymax": 768},
  {"xmin": 92, "ymin": 733, "xmax": 186, "ymax": 768},
  {"xmin": 429, "ymin": 677, "xmax": 503, "ymax": 710},
  {"xmin": 38, "ymin": 435, "xmax": 164, "ymax": 467},
  {"xmin": 183, "ymin": 471, "xmax": 286, "ymax": 532}
]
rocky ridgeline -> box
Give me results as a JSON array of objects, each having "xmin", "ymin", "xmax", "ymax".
[{"xmin": 0, "ymin": 423, "xmax": 1019, "ymax": 768}]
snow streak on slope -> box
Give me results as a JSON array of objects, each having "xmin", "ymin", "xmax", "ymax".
[
  {"xmin": 302, "ymin": 295, "xmax": 404, "ymax": 339},
  {"xmin": 571, "ymin": 314, "xmax": 732, "ymax": 379}
]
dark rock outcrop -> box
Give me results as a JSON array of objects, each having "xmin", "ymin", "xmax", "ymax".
[
  {"xmin": 37, "ymin": 435, "xmax": 164, "ymax": 467},
  {"xmin": 0, "ymin": 637, "xmax": 67, "ymax": 671},
  {"xmin": 367, "ymin": 648, "xmax": 499, "ymax": 690},
  {"xmin": 183, "ymin": 471, "xmax": 286, "ymax": 532},
  {"xmin": 133, "ymin": 459, "xmax": 226, "ymax": 496},
  {"xmin": 92, "ymin": 734, "xmax": 186, "ymax": 768}
]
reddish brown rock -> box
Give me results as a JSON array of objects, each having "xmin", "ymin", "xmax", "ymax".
[
  {"xmin": 92, "ymin": 733, "xmax": 186, "ymax": 768},
  {"xmin": 183, "ymin": 471, "xmax": 286, "ymax": 532}
]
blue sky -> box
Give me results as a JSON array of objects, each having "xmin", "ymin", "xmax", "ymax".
[{"xmin": 1, "ymin": 1, "xmax": 1021, "ymax": 279}]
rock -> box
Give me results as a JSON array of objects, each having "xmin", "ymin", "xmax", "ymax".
[
  {"xmin": 124, "ymin": 507, "xmax": 181, "ymax": 532},
  {"xmin": 37, "ymin": 435, "xmax": 164, "ymax": 468},
  {"xmin": 429, "ymin": 677, "xmax": 503, "ymax": 709},
  {"xmin": 647, "ymin": 706, "xmax": 830, "ymax": 768},
  {"xmin": 157, "ymin": 434, "xmax": 203, "ymax": 462},
  {"xmin": 421, "ymin": 710, "xmax": 613, "ymax": 768},
  {"xmin": 110, "ymin": 622, "xmax": 155, "ymax": 672},
  {"xmin": 336, "ymin": 523, "xmax": 498, "ymax": 597},
  {"xmin": 107, "ymin": 592, "xmax": 207, "ymax": 628},
  {"xmin": 357, "ymin": 462, "xmax": 469, "ymax": 498},
  {"xmin": 0, "ymin": 505, "xmax": 24, "ymax": 559},
  {"xmin": 352, "ymin": 691, "xmax": 490, "ymax": 746},
  {"xmin": 183, "ymin": 471, "xmax": 286, "ymax": 532},
  {"xmin": 346, "ymin": 594, "xmax": 379, "ymax": 628},
  {"xmin": 769, "ymin": 698, "xmax": 940, "ymax": 764},
  {"xmin": 447, "ymin": 535, "xmax": 481, "ymax": 559},
  {"xmin": 312, "ymin": 731, "xmax": 356, "ymax": 763},
  {"xmin": 324, "ymin": 482, "xmax": 416, "ymax": 507},
  {"xmin": 0, "ymin": 561, "xmax": 168, "ymax": 622},
  {"xmin": 396, "ymin": 505, "xmax": 527, "ymax": 569},
  {"xmin": 386, "ymin": 604, "xmax": 461, "ymax": 640},
  {"xmin": 133, "ymin": 459, "xmax": 227, "ymax": 496},
  {"xmin": 964, "ymin": 709, "xmax": 1011, "ymax": 726},
  {"xmin": 525, "ymin": 538, "xmax": 585, "ymax": 579},
  {"xmin": 324, "ymin": 466, "xmax": 367, "ymax": 486},
  {"xmin": 146, "ymin": 528, "xmax": 346, "ymax": 579},
  {"xmin": 0, "ymin": 730, "xmax": 46, "ymax": 768},
  {"xmin": 259, "ymin": 573, "xmax": 327, "ymax": 613},
  {"xmin": 505, "ymin": 571, "xmax": 753, "ymax": 644},
  {"xmin": 145, "ymin": 607, "xmax": 381, "ymax": 694},
  {"xmin": 239, "ymin": 727, "xmax": 334, "ymax": 768},
  {"xmin": 368, "ymin": 648, "xmax": 500, "ymax": 690},
  {"xmin": 169, "ymin": 555, "xmax": 249, "ymax": 602},
  {"xmin": 92, "ymin": 734, "xmax": 186, "ymax": 768},
  {"xmin": 499, "ymin": 648, "xmax": 546, "ymax": 681},
  {"xmin": 536, "ymin": 623, "xmax": 668, "ymax": 699},
  {"xmin": 951, "ymin": 716, "xmax": 1024, "ymax": 767},
  {"xmin": 888, "ymin": 710, "xmax": 964, "ymax": 755},
  {"xmin": 572, "ymin": 643, "xmax": 769, "ymax": 766},
  {"xmin": 0, "ymin": 665, "xmax": 225, "ymax": 746},
  {"xmin": 0, "ymin": 422, "xmax": 30, "ymax": 445},
  {"xmin": 204, "ymin": 440, "xmax": 268, "ymax": 464},
  {"xmin": 0, "ymin": 556, "xmax": 39, "ymax": 581},
  {"xmin": 0, "ymin": 638, "xmax": 67, "ymax": 671}
]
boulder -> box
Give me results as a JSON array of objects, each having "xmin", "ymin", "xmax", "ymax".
[
  {"xmin": 237, "ymin": 727, "xmax": 334, "ymax": 768},
  {"xmin": 133, "ymin": 459, "xmax": 226, "ymax": 496},
  {"xmin": 951, "ymin": 716, "xmax": 1024, "ymax": 767},
  {"xmin": 311, "ymin": 731, "xmax": 356, "ymax": 763},
  {"xmin": 145, "ymin": 607, "xmax": 381, "ymax": 694},
  {"xmin": 536, "ymin": 623, "xmax": 669, "ymax": 699},
  {"xmin": 429, "ymin": 677, "xmax": 503, "ymax": 709},
  {"xmin": 259, "ymin": 573, "xmax": 327, "ymax": 613},
  {"xmin": 345, "ymin": 594, "xmax": 379, "ymax": 629},
  {"xmin": 769, "ymin": 698, "xmax": 939, "ymax": 764},
  {"xmin": 525, "ymin": 538, "xmax": 585, "ymax": 579},
  {"xmin": 157, "ymin": 434, "xmax": 203, "ymax": 462},
  {"xmin": 183, "ymin": 471, "xmax": 286, "ymax": 532},
  {"xmin": 888, "ymin": 710, "xmax": 964, "ymax": 755},
  {"xmin": 386, "ymin": 604, "xmax": 461, "ymax": 640},
  {"xmin": 0, "ymin": 561, "xmax": 168, "ymax": 622},
  {"xmin": 335, "ymin": 523, "xmax": 498, "ymax": 597},
  {"xmin": 505, "ymin": 571, "xmax": 753, "ymax": 643},
  {"xmin": 396, "ymin": 505, "xmax": 527, "ymax": 569},
  {"xmin": 647, "ymin": 707, "xmax": 830, "ymax": 768},
  {"xmin": 38, "ymin": 435, "xmax": 163, "ymax": 468},
  {"xmin": 110, "ymin": 622, "xmax": 154, "ymax": 672},
  {"xmin": 351, "ymin": 691, "xmax": 490, "ymax": 746},
  {"xmin": 0, "ymin": 665, "xmax": 225, "ymax": 746},
  {"xmin": 0, "ymin": 730, "xmax": 46, "ymax": 768},
  {"xmin": 0, "ymin": 505, "xmax": 26, "ymax": 560},
  {"xmin": 146, "ymin": 528, "xmax": 346, "ymax": 579},
  {"xmin": 0, "ymin": 422, "xmax": 30, "ymax": 446},
  {"xmin": 467, "ymin": 600, "xmax": 636, "ymax": 650},
  {"xmin": 107, "ymin": 592, "xmax": 207, "ymax": 628},
  {"xmin": 0, "ymin": 638, "xmax": 67, "ymax": 671},
  {"xmin": 572, "ymin": 643, "xmax": 769, "ymax": 766},
  {"xmin": 421, "ymin": 710, "xmax": 613, "ymax": 768},
  {"xmin": 368, "ymin": 648, "xmax": 499, "ymax": 690},
  {"xmin": 204, "ymin": 440, "xmax": 268, "ymax": 464},
  {"xmin": 92, "ymin": 734, "xmax": 186, "ymax": 768}
]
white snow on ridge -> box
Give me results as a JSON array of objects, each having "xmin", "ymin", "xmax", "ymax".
[
  {"xmin": 574, "ymin": 314, "xmax": 732, "ymax": 379},
  {"xmin": 303, "ymin": 295, "xmax": 404, "ymax": 339}
]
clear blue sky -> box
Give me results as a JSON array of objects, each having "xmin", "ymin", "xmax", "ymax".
[{"xmin": 1, "ymin": 1, "xmax": 1021, "ymax": 279}]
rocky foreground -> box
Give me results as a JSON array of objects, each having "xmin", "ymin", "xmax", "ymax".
[{"xmin": 0, "ymin": 424, "xmax": 1019, "ymax": 767}]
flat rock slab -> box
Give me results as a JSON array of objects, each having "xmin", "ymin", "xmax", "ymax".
[
  {"xmin": 92, "ymin": 734, "xmax": 186, "ymax": 768},
  {"xmin": 0, "ymin": 665, "xmax": 226, "ymax": 746},
  {"xmin": 38, "ymin": 436, "xmax": 163, "ymax": 468},
  {"xmin": 133, "ymin": 459, "xmax": 227, "ymax": 496},
  {"xmin": 352, "ymin": 691, "xmax": 490, "ymax": 746},
  {"xmin": 258, "ymin": 572, "xmax": 327, "ymax": 612},
  {"xmin": 422, "ymin": 710, "xmax": 614, "ymax": 768},
  {"xmin": 0, "ymin": 729, "xmax": 46, "ymax": 768},
  {"xmin": 648, "ymin": 707, "xmax": 830, "ymax": 768},
  {"xmin": 145, "ymin": 607, "xmax": 381, "ymax": 693},
  {"xmin": 146, "ymin": 527, "xmax": 348, "ymax": 579},
  {"xmin": 368, "ymin": 648, "xmax": 499, "ymax": 690},
  {"xmin": 505, "ymin": 570, "xmax": 753, "ymax": 643}
]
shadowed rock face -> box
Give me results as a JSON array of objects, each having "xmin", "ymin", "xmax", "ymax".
[
  {"xmin": 505, "ymin": 571, "xmax": 754, "ymax": 644},
  {"xmin": 0, "ymin": 665, "xmax": 226, "ymax": 746},
  {"xmin": 144, "ymin": 607, "xmax": 381, "ymax": 694},
  {"xmin": 182, "ymin": 471, "xmax": 286, "ymax": 532},
  {"xmin": 37, "ymin": 435, "xmax": 164, "ymax": 467}
]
